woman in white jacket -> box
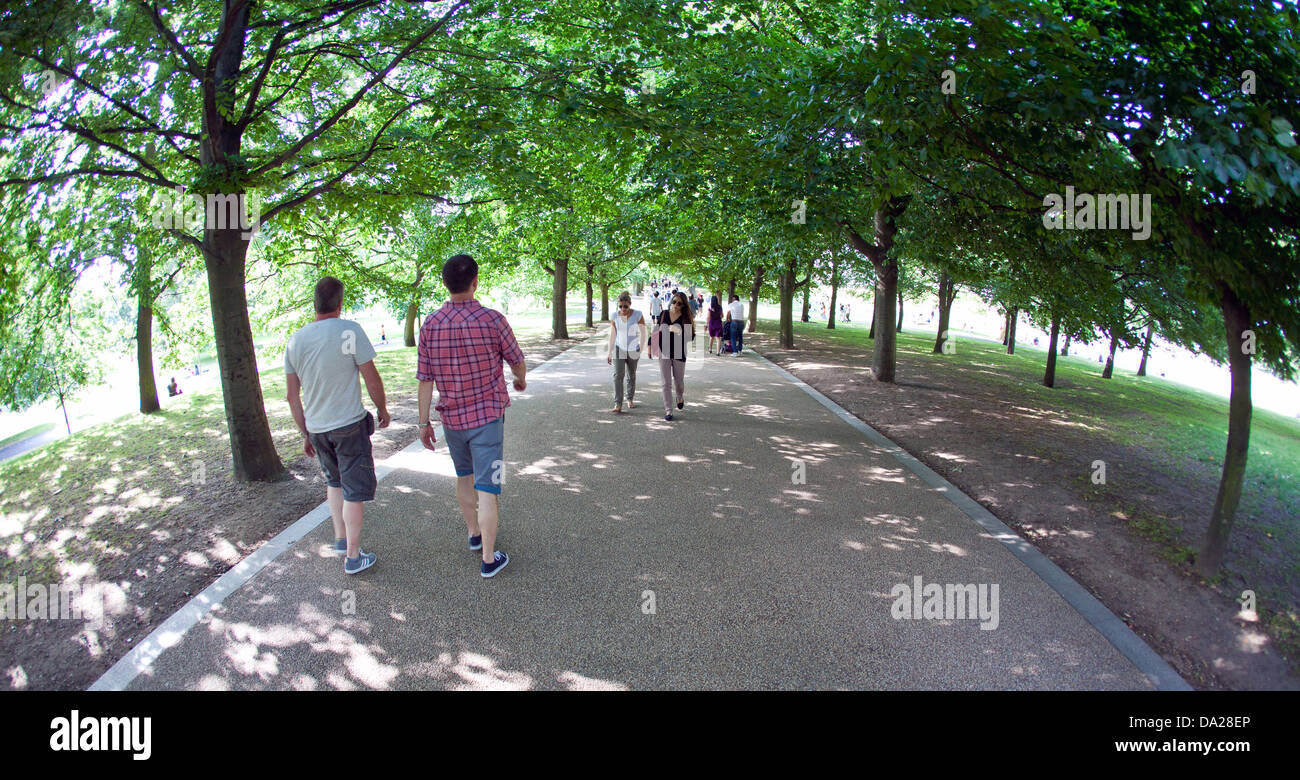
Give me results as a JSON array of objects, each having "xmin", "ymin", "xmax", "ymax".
[{"xmin": 607, "ymin": 291, "xmax": 648, "ymax": 413}]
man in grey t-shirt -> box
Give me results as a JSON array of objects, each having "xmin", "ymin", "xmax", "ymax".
[{"xmin": 285, "ymin": 277, "xmax": 391, "ymax": 575}]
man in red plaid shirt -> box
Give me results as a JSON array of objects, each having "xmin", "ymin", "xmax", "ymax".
[{"xmin": 417, "ymin": 254, "xmax": 527, "ymax": 578}]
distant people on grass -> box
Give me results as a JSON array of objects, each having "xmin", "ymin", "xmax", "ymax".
[
  {"xmin": 726, "ymin": 294, "xmax": 745, "ymax": 355},
  {"xmin": 607, "ymin": 291, "xmax": 647, "ymax": 413},
  {"xmin": 707, "ymin": 294, "xmax": 725, "ymax": 353},
  {"xmin": 380, "ymin": 324, "xmax": 387, "ymax": 344},
  {"xmin": 167, "ymin": 377, "xmax": 182, "ymax": 397},
  {"xmin": 417, "ymin": 254, "xmax": 527, "ymax": 579},
  {"xmin": 654, "ymin": 292, "xmax": 695, "ymax": 421},
  {"xmin": 285, "ymin": 276, "xmax": 390, "ymax": 575}
]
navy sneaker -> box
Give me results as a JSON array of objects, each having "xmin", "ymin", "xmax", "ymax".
[
  {"xmin": 665, "ymin": 413, "xmax": 673, "ymax": 421},
  {"xmin": 481, "ymin": 551, "xmax": 509, "ymax": 578},
  {"xmin": 469, "ymin": 534, "xmax": 482, "ymax": 551},
  {"xmin": 344, "ymin": 551, "xmax": 376, "ymax": 574},
  {"xmin": 331, "ymin": 538, "xmax": 347, "ymax": 556}
]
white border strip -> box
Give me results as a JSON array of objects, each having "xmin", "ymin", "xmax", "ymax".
[
  {"xmin": 89, "ymin": 330, "xmax": 604, "ymax": 691},
  {"xmin": 748, "ymin": 349, "xmax": 1191, "ymax": 691}
]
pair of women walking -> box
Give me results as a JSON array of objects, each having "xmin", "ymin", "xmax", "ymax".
[{"xmin": 606, "ymin": 290, "xmax": 695, "ymax": 421}]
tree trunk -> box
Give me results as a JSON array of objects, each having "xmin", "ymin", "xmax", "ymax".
[
  {"xmin": 404, "ymin": 300, "xmax": 419, "ymax": 347},
  {"xmin": 800, "ymin": 282, "xmax": 811, "ymax": 323},
  {"xmin": 727, "ymin": 277, "xmax": 737, "ymax": 301},
  {"xmin": 1001, "ymin": 309, "xmax": 1009, "ymax": 345},
  {"xmin": 633, "ymin": 280, "xmax": 643, "ymax": 296},
  {"xmin": 137, "ymin": 297, "xmax": 161, "ymax": 414},
  {"xmin": 778, "ymin": 259, "xmax": 796, "ymax": 348},
  {"xmin": 868, "ymin": 295, "xmax": 877, "ymax": 339},
  {"xmin": 1102, "ymin": 332, "xmax": 1119, "ymax": 378},
  {"xmin": 932, "ymin": 271, "xmax": 953, "ymax": 354},
  {"xmin": 1006, "ymin": 307, "xmax": 1018, "ymax": 354},
  {"xmin": 58, "ymin": 387, "xmax": 71, "ymax": 436},
  {"xmin": 551, "ymin": 254, "xmax": 569, "ymax": 339},
  {"xmin": 1043, "ymin": 313, "xmax": 1061, "ymax": 387},
  {"xmin": 135, "ymin": 251, "xmax": 161, "ymax": 414},
  {"xmin": 747, "ymin": 267, "xmax": 764, "ymax": 333},
  {"xmin": 600, "ymin": 282, "xmax": 610, "ymax": 322},
  {"xmin": 584, "ymin": 261, "xmax": 594, "ymax": 328},
  {"xmin": 403, "ymin": 266, "xmax": 424, "ymax": 347},
  {"xmin": 205, "ymin": 229, "xmax": 285, "ymax": 482},
  {"xmin": 873, "ymin": 265, "xmax": 899, "ymax": 380},
  {"xmin": 199, "ymin": 0, "xmax": 283, "ymax": 482},
  {"xmin": 896, "ymin": 288, "xmax": 904, "ymax": 332},
  {"xmin": 844, "ymin": 199, "xmax": 908, "ymax": 382},
  {"xmin": 1137, "ymin": 322, "xmax": 1154, "ymax": 376},
  {"xmin": 1196, "ymin": 284, "xmax": 1253, "ymax": 577},
  {"xmin": 827, "ymin": 257, "xmax": 838, "ymax": 330},
  {"xmin": 1061, "ymin": 333, "xmax": 1070, "ymax": 356}
]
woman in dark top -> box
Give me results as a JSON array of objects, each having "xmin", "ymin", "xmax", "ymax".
[
  {"xmin": 654, "ymin": 292, "xmax": 695, "ymax": 421},
  {"xmin": 706, "ymin": 295, "xmax": 724, "ymax": 353}
]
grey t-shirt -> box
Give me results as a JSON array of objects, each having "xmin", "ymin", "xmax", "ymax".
[{"xmin": 284, "ymin": 318, "xmax": 377, "ymax": 434}]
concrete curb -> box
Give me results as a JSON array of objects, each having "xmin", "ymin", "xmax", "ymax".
[
  {"xmin": 748, "ymin": 346, "xmax": 1191, "ymax": 691},
  {"xmin": 89, "ymin": 329, "xmax": 606, "ymax": 691}
]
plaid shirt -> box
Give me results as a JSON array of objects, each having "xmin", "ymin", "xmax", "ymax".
[{"xmin": 417, "ymin": 299, "xmax": 525, "ymax": 430}]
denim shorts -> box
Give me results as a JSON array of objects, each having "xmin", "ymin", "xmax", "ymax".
[
  {"xmin": 310, "ymin": 411, "xmax": 376, "ymax": 502},
  {"xmin": 442, "ymin": 414, "xmax": 505, "ymax": 494}
]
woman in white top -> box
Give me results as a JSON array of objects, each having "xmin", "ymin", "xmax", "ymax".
[{"xmin": 606, "ymin": 291, "xmax": 648, "ymax": 413}]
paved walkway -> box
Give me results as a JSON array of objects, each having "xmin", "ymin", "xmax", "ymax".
[{"xmin": 109, "ymin": 326, "xmax": 1170, "ymax": 690}]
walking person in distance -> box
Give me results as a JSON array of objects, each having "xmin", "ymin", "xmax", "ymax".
[{"xmin": 707, "ymin": 294, "xmax": 724, "ymax": 353}]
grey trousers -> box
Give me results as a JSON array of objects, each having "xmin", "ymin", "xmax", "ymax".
[
  {"xmin": 613, "ymin": 357, "xmax": 639, "ymax": 405},
  {"xmin": 659, "ymin": 358, "xmax": 685, "ymax": 412}
]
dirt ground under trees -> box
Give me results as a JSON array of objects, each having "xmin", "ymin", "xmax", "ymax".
[{"xmin": 749, "ymin": 327, "xmax": 1298, "ymax": 690}]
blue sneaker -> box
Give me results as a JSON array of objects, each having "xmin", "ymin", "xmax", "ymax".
[
  {"xmin": 344, "ymin": 551, "xmax": 376, "ymax": 574},
  {"xmin": 331, "ymin": 538, "xmax": 347, "ymax": 556},
  {"xmin": 469, "ymin": 534, "xmax": 482, "ymax": 551},
  {"xmin": 481, "ymin": 551, "xmax": 509, "ymax": 578}
]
